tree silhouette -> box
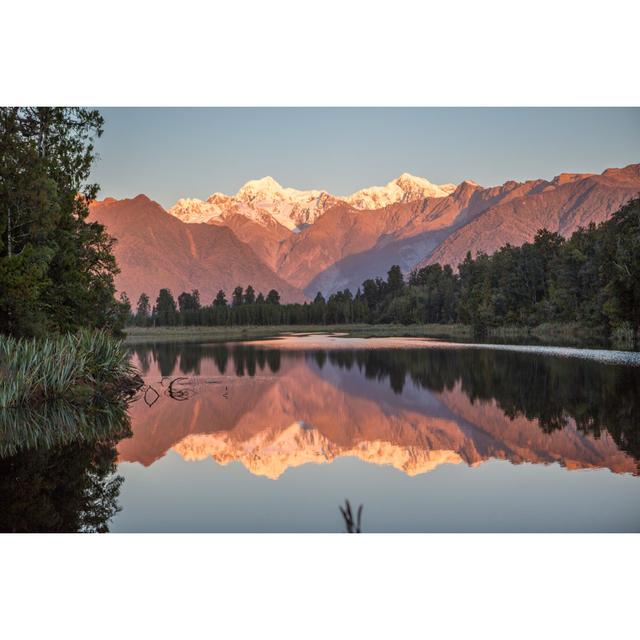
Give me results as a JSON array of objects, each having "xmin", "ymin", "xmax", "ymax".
[
  {"xmin": 266, "ymin": 289, "xmax": 280, "ymax": 305},
  {"xmin": 155, "ymin": 289, "xmax": 177, "ymax": 325},
  {"xmin": 232, "ymin": 286, "xmax": 243, "ymax": 307},
  {"xmin": 213, "ymin": 289, "xmax": 227, "ymax": 307},
  {"xmin": 243, "ymin": 285, "xmax": 256, "ymax": 305},
  {"xmin": 136, "ymin": 293, "xmax": 150, "ymax": 322}
]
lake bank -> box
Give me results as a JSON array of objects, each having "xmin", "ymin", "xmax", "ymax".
[
  {"xmin": 0, "ymin": 331, "xmax": 142, "ymax": 409},
  {"xmin": 124, "ymin": 323, "xmax": 472, "ymax": 343},
  {"xmin": 124, "ymin": 322, "xmax": 636, "ymax": 350}
]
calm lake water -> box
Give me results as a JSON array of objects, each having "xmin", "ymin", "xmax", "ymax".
[{"xmin": 2, "ymin": 335, "xmax": 640, "ymax": 532}]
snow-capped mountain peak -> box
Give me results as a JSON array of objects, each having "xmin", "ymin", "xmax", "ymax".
[
  {"xmin": 345, "ymin": 173, "xmax": 456, "ymax": 209},
  {"xmin": 168, "ymin": 173, "xmax": 459, "ymax": 230},
  {"xmin": 236, "ymin": 176, "xmax": 284, "ymax": 202},
  {"xmin": 168, "ymin": 197, "xmax": 228, "ymax": 224}
]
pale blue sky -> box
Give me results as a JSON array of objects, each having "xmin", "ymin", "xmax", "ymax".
[{"xmin": 93, "ymin": 108, "xmax": 640, "ymax": 209}]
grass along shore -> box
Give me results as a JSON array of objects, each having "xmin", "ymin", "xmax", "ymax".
[
  {"xmin": 125, "ymin": 322, "xmax": 636, "ymax": 349},
  {"xmin": 0, "ymin": 330, "xmax": 142, "ymax": 409},
  {"xmin": 124, "ymin": 323, "xmax": 473, "ymax": 343}
]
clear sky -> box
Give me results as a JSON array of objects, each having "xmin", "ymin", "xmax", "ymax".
[{"xmin": 93, "ymin": 108, "xmax": 640, "ymax": 209}]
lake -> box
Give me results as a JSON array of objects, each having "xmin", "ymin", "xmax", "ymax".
[{"xmin": 1, "ymin": 335, "xmax": 639, "ymax": 532}]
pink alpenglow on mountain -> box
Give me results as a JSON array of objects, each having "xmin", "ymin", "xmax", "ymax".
[
  {"xmin": 93, "ymin": 164, "xmax": 640, "ymax": 299},
  {"xmin": 420, "ymin": 164, "xmax": 640, "ymax": 271},
  {"xmin": 88, "ymin": 195, "xmax": 306, "ymax": 305}
]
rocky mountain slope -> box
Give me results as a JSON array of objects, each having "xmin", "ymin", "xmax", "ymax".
[
  {"xmin": 88, "ymin": 195, "xmax": 306, "ymax": 304},
  {"xmin": 94, "ymin": 164, "xmax": 640, "ymax": 299},
  {"xmin": 420, "ymin": 164, "xmax": 640, "ymax": 270},
  {"xmin": 300, "ymin": 177, "xmax": 549, "ymax": 294}
]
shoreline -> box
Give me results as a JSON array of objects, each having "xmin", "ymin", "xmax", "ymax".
[
  {"xmin": 124, "ymin": 322, "xmax": 637, "ymax": 350},
  {"xmin": 124, "ymin": 323, "xmax": 471, "ymax": 343}
]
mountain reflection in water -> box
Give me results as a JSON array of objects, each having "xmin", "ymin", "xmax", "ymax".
[{"xmin": 120, "ymin": 342, "xmax": 640, "ymax": 479}]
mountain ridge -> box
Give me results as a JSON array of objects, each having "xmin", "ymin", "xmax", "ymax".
[
  {"xmin": 88, "ymin": 195, "xmax": 306, "ymax": 305},
  {"xmin": 91, "ymin": 163, "xmax": 640, "ymax": 299},
  {"xmin": 168, "ymin": 172, "xmax": 458, "ymax": 231}
]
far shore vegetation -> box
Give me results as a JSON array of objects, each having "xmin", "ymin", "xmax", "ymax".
[{"xmin": 124, "ymin": 321, "xmax": 637, "ymax": 349}]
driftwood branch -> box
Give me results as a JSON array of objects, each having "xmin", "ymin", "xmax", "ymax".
[
  {"xmin": 166, "ymin": 376, "xmax": 192, "ymax": 401},
  {"xmin": 134, "ymin": 376, "xmax": 226, "ymax": 407},
  {"xmin": 143, "ymin": 385, "xmax": 160, "ymax": 407}
]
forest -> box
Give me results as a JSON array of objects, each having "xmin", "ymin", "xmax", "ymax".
[{"xmin": 126, "ymin": 196, "xmax": 640, "ymax": 342}]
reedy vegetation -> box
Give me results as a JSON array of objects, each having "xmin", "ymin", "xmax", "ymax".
[
  {"xmin": 0, "ymin": 330, "xmax": 136, "ymax": 408},
  {"xmin": 0, "ymin": 400, "xmax": 130, "ymax": 458}
]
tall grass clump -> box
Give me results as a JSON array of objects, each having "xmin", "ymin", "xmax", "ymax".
[{"xmin": 0, "ymin": 330, "xmax": 138, "ymax": 408}]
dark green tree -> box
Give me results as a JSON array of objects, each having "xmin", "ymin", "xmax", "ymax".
[
  {"xmin": 136, "ymin": 292, "xmax": 150, "ymax": 324},
  {"xmin": 386, "ymin": 265, "xmax": 404, "ymax": 293},
  {"xmin": 155, "ymin": 288, "xmax": 177, "ymax": 325},
  {"xmin": 266, "ymin": 289, "xmax": 280, "ymax": 305},
  {"xmin": 600, "ymin": 197, "xmax": 640, "ymax": 342},
  {"xmin": 178, "ymin": 290, "xmax": 201, "ymax": 313},
  {"xmin": 310, "ymin": 292, "xmax": 327, "ymax": 324},
  {"xmin": 118, "ymin": 292, "xmax": 132, "ymax": 326},
  {"xmin": 232, "ymin": 286, "xmax": 244, "ymax": 307},
  {"xmin": 213, "ymin": 289, "xmax": 227, "ymax": 307},
  {"xmin": 243, "ymin": 285, "xmax": 256, "ymax": 305}
]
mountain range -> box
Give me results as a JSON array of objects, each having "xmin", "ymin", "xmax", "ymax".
[{"xmin": 89, "ymin": 164, "xmax": 640, "ymax": 304}]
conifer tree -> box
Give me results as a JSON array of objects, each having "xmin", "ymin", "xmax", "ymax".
[
  {"xmin": 136, "ymin": 293, "xmax": 150, "ymax": 319},
  {"xmin": 155, "ymin": 289, "xmax": 177, "ymax": 325},
  {"xmin": 118, "ymin": 292, "xmax": 132, "ymax": 326},
  {"xmin": 266, "ymin": 289, "xmax": 280, "ymax": 305},
  {"xmin": 243, "ymin": 285, "xmax": 256, "ymax": 305},
  {"xmin": 213, "ymin": 289, "xmax": 227, "ymax": 307},
  {"xmin": 232, "ymin": 286, "xmax": 243, "ymax": 306}
]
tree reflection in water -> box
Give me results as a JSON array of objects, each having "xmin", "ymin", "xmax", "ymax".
[
  {"xmin": 324, "ymin": 348, "xmax": 640, "ymax": 465},
  {"xmin": 0, "ymin": 403, "xmax": 131, "ymax": 532}
]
